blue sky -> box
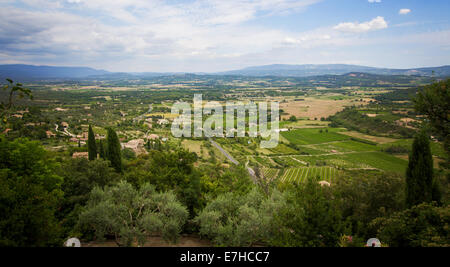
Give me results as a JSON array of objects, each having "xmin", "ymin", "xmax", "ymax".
[{"xmin": 0, "ymin": 0, "xmax": 449, "ymax": 72}]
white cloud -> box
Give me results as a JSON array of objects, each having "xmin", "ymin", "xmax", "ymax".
[
  {"xmin": 399, "ymin": 9, "xmax": 411, "ymax": 15},
  {"xmin": 281, "ymin": 33, "xmax": 332, "ymax": 48},
  {"xmin": 0, "ymin": 1, "xmax": 326, "ymax": 71},
  {"xmin": 333, "ymin": 16, "xmax": 388, "ymax": 33},
  {"xmin": 0, "ymin": 0, "xmax": 446, "ymax": 72},
  {"xmin": 368, "ymin": 0, "xmax": 381, "ymax": 3}
]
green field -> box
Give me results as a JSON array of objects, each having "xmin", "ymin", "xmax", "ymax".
[
  {"xmin": 281, "ymin": 128, "xmax": 350, "ymax": 145},
  {"xmin": 277, "ymin": 150, "xmax": 407, "ymax": 183},
  {"xmin": 309, "ymin": 140, "xmax": 379, "ymax": 153},
  {"xmin": 292, "ymin": 151, "xmax": 408, "ymax": 173},
  {"xmin": 378, "ymin": 139, "xmax": 446, "ymax": 159},
  {"xmin": 269, "ymin": 143, "xmax": 298, "ymax": 154},
  {"xmin": 295, "ymin": 146, "xmax": 325, "ymax": 155},
  {"xmin": 338, "ymin": 152, "xmax": 408, "ymax": 173}
]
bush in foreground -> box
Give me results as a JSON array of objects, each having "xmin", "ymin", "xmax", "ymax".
[
  {"xmin": 78, "ymin": 181, "xmax": 188, "ymax": 246},
  {"xmin": 370, "ymin": 202, "xmax": 450, "ymax": 247}
]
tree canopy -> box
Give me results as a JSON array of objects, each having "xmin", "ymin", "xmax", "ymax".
[
  {"xmin": 88, "ymin": 125, "xmax": 97, "ymax": 161},
  {"xmin": 0, "ymin": 137, "xmax": 63, "ymax": 246},
  {"xmin": 106, "ymin": 128, "xmax": 122, "ymax": 173},
  {"xmin": 78, "ymin": 181, "xmax": 188, "ymax": 246}
]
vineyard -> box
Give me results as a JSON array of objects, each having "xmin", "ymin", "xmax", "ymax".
[
  {"xmin": 281, "ymin": 128, "xmax": 350, "ymax": 145},
  {"xmin": 279, "ymin": 166, "xmax": 340, "ymax": 184},
  {"xmin": 246, "ymin": 126, "xmax": 410, "ymax": 186},
  {"xmin": 261, "ymin": 168, "xmax": 280, "ymax": 181}
]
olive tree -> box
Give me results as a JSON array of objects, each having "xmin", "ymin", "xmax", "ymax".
[
  {"xmin": 194, "ymin": 188, "xmax": 286, "ymax": 246},
  {"xmin": 78, "ymin": 181, "xmax": 188, "ymax": 246}
]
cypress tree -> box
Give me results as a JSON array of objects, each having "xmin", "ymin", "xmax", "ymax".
[
  {"xmin": 88, "ymin": 125, "xmax": 97, "ymax": 161},
  {"xmin": 406, "ymin": 130, "xmax": 436, "ymax": 207},
  {"xmin": 99, "ymin": 139, "xmax": 106, "ymax": 159},
  {"xmin": 107, "ymin": 128, "xmax": 122, "ymax": 173},
  {"xmin": 156, "ymin": 139, "xmax": 161, "ymax": 151}
]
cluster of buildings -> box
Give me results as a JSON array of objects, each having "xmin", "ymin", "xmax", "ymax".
[{"xmin": 71, "ymin": 131, "xmax": 168, "ymax": 159}]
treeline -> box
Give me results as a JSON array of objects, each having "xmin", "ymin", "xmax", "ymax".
[
  {"xmin": 287, "ymin": 73, "xmax": 432, "ymax": 89},
  {"xmin": 328, "ymin": 107, "xmax": 414, "ymax": 138},
  {"xmin": 375, "ymin": 87, "xmax": 419, "ymax": 103}
]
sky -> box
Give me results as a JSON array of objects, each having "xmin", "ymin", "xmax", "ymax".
[{"xmin": 0, "ymin": 0, "xmax": 449, "ymax": 72}]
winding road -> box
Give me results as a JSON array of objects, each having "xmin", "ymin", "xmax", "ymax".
[
  {"xmin": 209, "ymin": 138, "xmax": 239, "ymax": 165},
  {"xmin": 209, "ymin": 138, "xmax": 256, "ymax": 181},
  {"xmin": 55, "ymin": 123, "xmax": 76, "ymax": 137}
]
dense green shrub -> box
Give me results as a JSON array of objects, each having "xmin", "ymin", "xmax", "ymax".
[
  {"xmin": 271, "ymin": 179, "xmax": 347, "ymax": 247},
  {"xmin": 124, "ymin": 149, "xmax": 203, "ymax": 216},
  {"xmin": 78, "ymin": 181, "xmax": 189, "ymax": 246},
  {"xmin": 370, "ymin": 203, "xmax": 449, "ymax": 247},
  {"xmin": 194, "ymin": 188, "xmax": 285, "ymax": 246},
  {"xmin": 59, "ymin": 158, "xmax": 121, "ymax": 234},
  {"xmin": 333, "ymin": 171, "xmax": 405, "ymax": 238},
  {"xmin": 0, "ymin": 137, "xmax": 63, "ymax": 246}
]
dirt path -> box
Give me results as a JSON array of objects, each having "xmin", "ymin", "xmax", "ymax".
[{"xmin": 55, "ymin": 123, "xmax": 76, "ymax": 137}]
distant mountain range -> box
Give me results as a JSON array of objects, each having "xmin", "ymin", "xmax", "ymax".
[
  {"xmin": 217, "ymin": 64, "xmax": 450, "ymax": 77},
  {"xmin": 0, "ymin": 64, "xmax": 109, "ymax": 80},
  {"xmin": 0, "ymin": 64, "xmax": 449, "ymax": 81}
]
